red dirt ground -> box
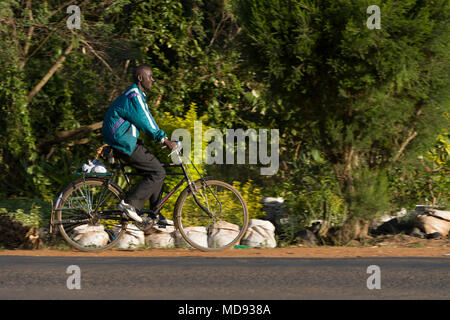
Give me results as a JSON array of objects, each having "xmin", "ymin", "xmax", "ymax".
[{"xmin": 1, "ymin": 235, "xmax": 449, "ymax": 258}]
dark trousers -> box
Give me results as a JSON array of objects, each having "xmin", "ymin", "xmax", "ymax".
[{"xmin": 114, "ymin": 141, "xmax": 166, "ymax": 210}]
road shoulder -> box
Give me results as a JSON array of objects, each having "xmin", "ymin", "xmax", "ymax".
[{"xmin": 1, "ymin": 246, "xmax": 449, "ymax": 258}]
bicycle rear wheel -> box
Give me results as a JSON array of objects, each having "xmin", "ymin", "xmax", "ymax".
[
  {"xmin": 174, "ymin": 179, "xmax": 249, "ymax": 251},
  {"xmin": 55, "ymin": 178, "xmax": 128, "ymax": 252}
]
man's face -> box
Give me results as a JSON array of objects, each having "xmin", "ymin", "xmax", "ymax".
[{"xmin": 140, "ymin": 69, "xmax": 155, "ymax": 90}]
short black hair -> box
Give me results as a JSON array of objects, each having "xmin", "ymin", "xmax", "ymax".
[{"xmin": 133, "ymin": 65, "xmax": 151, "ymax": 83}]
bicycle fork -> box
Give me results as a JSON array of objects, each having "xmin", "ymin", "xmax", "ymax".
[{"xmin": 189, "ymin": 180, "xmax": 223, "ymax": 219}]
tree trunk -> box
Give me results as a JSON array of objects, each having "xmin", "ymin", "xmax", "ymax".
[
  {"xmin": 333, "ymin": 145, "xmax": 357, "ymax": 199},
  {"xmin": 336, "ymin": 218, "xmax": 370, "ymax": 244}
]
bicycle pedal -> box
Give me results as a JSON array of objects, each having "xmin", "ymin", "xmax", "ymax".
[
  {"xmin": 135, "ymin": 217, "xmax": 155, "ymax": 232},
  {"xmin": 121, "ymin": 212, "xmax": 130, "ymax": 221}
]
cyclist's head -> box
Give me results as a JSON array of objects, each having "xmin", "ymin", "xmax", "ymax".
[{"xmin": 133, "ymin": 65, "xmax": 155, "ymax": 90}]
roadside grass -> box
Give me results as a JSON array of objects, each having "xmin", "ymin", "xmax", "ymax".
[{"xmin": 0, "ymin": 198, "xmax": 52, "ymax": 228}]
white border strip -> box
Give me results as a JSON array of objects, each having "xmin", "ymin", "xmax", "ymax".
[{"xmin": 137, "ymin": 95, "xmax": 156, "ymax": 129}]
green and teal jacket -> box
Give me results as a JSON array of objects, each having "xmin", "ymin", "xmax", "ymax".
[{"xmin": 102, "ymin": 83, "xmax": 167, "ymax": 155}]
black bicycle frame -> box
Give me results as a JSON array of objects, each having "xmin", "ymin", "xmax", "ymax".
[
  {"xmin": 114, "ymin": 159, "xmax": 215, "ymax": 218},
  {"xmin": 52, "ymin": 157, "xmax": 217, "ymax": 233}
]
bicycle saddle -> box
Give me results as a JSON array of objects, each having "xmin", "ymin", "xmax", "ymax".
[{"xmin": 100, "ymin": 146, "xmax": 116, "ymax": 164}]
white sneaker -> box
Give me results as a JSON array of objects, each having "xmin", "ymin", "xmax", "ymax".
[{"xmin": 118, "ymin": 200, "xmax": 143, "ymax": 222}]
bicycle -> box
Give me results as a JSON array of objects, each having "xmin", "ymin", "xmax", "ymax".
[{"xmin": 50, "ymin": 141, "xmax": 249, "ymax": 252}]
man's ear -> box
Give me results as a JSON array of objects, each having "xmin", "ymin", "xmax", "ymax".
[{"xmin": 137, "ymin": 74, "xmax": 143, "ymax": 83}]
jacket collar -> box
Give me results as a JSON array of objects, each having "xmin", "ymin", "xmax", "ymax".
[{"xmin": 131, "ymin": 83, "xmax": 146, "ymax": 97}]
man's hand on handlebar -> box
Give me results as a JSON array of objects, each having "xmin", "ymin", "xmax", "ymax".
[{"xmin": 163, "ymin": 138, "xmax": 178, "ymax": 150}]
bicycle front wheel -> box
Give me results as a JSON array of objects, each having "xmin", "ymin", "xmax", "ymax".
[
  {"xmin": 174, "ymin": 180, "xmax": 249, "ymax": 251},
  {"xmin": 55, "ymin": 178, "xmax": 128, "ymax": 252}
]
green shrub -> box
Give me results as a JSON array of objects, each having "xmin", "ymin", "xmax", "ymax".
[
  {"xmin": 274, "ymin": 149, "xmax": 348, "ymax": 245},
  {"xmin": 344, "ymin": 168, "xmax": 391, "ymax": 220},
  {"xmin": 232, "ymin": 180, "xmax": 264, "ymax": 220},
  {"xmin": 126, "ymin": 103, "xmax": 212, "ymax": 216},
  {"xmin": 387, "ymin": 130, "xmax": 450, "ymax": 211},
  {"xmin": 0, "ymin": 198, "xmax": 51, "ymax": 228}
]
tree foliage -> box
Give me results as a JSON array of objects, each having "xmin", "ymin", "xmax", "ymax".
[
  {"xmin": 0, "ymin": 1, "xmax": 448, "ymax": 241},
  {"xmin": 233, "ymin": 0, "xmax": 450, "ymax": 221},
  {"xmin": 0, "ymin": 0, "xmax": 256, "ymax": 199}
]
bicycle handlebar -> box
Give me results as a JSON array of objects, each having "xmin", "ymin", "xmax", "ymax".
[
  {"xmin": 161, "ymin": 140, "xmax": 183, "ymax": 157},
  {"xmin": 169, "ymin": 140, "xmax": 183, "ymax": 157}
]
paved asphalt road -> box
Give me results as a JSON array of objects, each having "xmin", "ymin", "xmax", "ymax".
[{"xmin": 0, "ymin": 256, "xmax": 449, "ymax": 300}]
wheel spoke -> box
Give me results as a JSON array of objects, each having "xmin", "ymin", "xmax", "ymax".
[
  {"xmin": 57, "ymin": 179, "xmax": 127, "ymax": 252},
  {"xmin": 176, "ymin": 180, "xmax": 248, "ymax": 251}
]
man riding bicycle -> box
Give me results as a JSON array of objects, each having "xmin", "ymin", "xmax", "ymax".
[{"xmin": 101, "ymin": 65, "xmax": 177, "ymax": 224}]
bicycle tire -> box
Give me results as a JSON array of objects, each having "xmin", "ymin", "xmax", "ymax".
[
  {"xmin": 174, "ymin": 179, "xmax": 249, "ymax": 251},
  {"xmin": 55, "ymin": 178, "xmax": 128, "ymax": 252}
]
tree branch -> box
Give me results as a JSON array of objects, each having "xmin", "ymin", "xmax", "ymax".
[
  {"xmin": 27, "ymin": 42, "xmax": 74, "ymax": 103},
  {"xmin": 19, "ymin": 0, "xmax": 87, "ymax": 69},
  {"xmin": 47, "ymin": 0, "xmax": 80, "ymax": 20},
  {"xmin": 19, "ymin": 0, "xmax": 34, "ymax": 70},
  {"xmin": 80, "ymin": 39, "xmax": 116, "ymax": 75},
  {"xmin": 392, "ymin": 106, "xmax": 423, "ymax": 162},
  {"xmin": 208, "ymin": 10, "xmax": 228, "ymax": 47},
  {"xmin": 393, "ymin": 130, "xmax": 418, "ymax": 162},
  {"xmin": 56, "ymin": 121, "xmax": 103, "ymax": 140},
  {"xmin": 36, "ymin": 121, "xmax": 103, "ymax": 150},
  {"xmin": 24, "ymin": 18, "xmax": 66, "ymax": 65}
]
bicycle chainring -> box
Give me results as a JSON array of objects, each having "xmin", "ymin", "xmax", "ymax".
[{"xmin": 135, "ymin": 216, "xmax": 155, "ymax": 233}]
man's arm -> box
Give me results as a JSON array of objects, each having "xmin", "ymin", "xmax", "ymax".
[{"xmin": 125, "ymin": 93, "xmax": 167, "ymax": 142}]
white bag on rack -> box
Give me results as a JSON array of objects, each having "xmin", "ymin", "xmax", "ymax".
[{"xmin": 82, "ymin": 159, "xmax": 107, "ymax": 173}]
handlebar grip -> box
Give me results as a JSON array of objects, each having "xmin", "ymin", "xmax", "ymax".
[{"xmin": 169, "ymin": 141, "xmax": 182, "ymax": 157}]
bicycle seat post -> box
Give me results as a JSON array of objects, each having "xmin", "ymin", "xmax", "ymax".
[{"xmin": 118, "ymin": 159, "xmax": 131, "ymax": 187}]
